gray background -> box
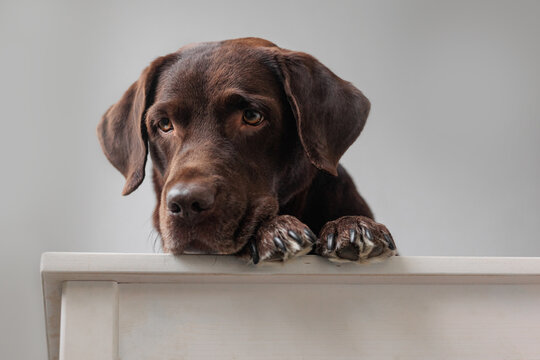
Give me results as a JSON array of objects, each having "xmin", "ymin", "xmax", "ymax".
[{"xmin": 1, "ymin": 0, "xmax": 539, "ymax": 358}]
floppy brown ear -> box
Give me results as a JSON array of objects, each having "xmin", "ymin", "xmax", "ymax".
[
  {"xmin": 276, "ymin": 50, "xmax": 371, "ymax": 176},
  {"xmin": 97, "ymin": 54, "xmax": 176, "ymax": 195}
]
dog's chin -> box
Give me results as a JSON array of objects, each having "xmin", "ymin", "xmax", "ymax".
[
  {"xmin": 165, "ymin": 238, "xmax": 245, "ymax": 255},
  {"xmin": 161, "ymin": 223, "xmax": 251, "ymax": 255}
]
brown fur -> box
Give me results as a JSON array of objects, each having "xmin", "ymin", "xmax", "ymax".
[{"xmin": 98, "ymin": 38, "xmax": 397, "ymax": 263}]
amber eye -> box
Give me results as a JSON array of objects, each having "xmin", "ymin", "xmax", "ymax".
[
  {"xmin": 158, "ymin": 118, "xmax": 173, "ymax": 132},
  {"xmin": 242, "ymin": 109, "xmax": 263, "ymax": 126}
]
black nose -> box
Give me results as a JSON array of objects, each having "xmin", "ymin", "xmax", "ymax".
[{"xmin": 166, "ymin": 182, "xmax": 216, "ymax": 221}]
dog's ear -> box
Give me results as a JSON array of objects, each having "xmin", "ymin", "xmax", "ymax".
[
  {"xmin": 275, "ymin": 50, "xmax": 370, "ymax": 176},
  {"xmin": 97, "ymin": 54, "xmax": 176, "ymax": 195}
]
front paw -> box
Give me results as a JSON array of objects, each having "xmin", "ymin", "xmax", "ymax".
[
  {"xmin": 317, "ymin": 216, "xmax": 397, "ymax": 263},
  {"xmin": 248, "ymin": 215, "xmax": 317, "ymax": 264}
]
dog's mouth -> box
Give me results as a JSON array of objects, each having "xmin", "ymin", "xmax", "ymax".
[
  {"xmin": 161, "ymin": 195, "xmax": 278, "ymax": 256},
  {"xmin": 160, "ymin": 206, "xmax": 248, "ymax": 255}
]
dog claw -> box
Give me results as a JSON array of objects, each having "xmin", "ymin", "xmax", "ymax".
[
  {"xmin": 349, "ymin": 228, "xmax": 356, "ymax": 243},
  {"xmin": 327, "ymin": 233, "xmax": 335, "ymax": 251},
  {"xmin": 384, "ymin": 233, "xmax": 395, "ymax": 250},
  {"xmin": 364, "ymin": 228, "xmax": 373, "ymax": 240},
  {"xmin": 273, "ymin": 236, "xmax": 287, "ymax": 253},
  {"xmin": 304, "ymin": 228, "xmax": 317, "ymax": 243},
  {"xmin": 249, "ymin": 240, "xmax": 259, "ymax": 265},
  {"xmin": 288, "ymin": 230, "xmax": 302, "ymax": 245}
]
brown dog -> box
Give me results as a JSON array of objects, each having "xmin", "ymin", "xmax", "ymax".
[{"xmin": 98, "ymin": 37, "xmax": 397, "ymax": 264}]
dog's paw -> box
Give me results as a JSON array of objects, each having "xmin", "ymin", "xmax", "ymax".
[
  {"xmin": 316, "ymin": 216, "xmax": 397, "ymax": 263},
  {"xmin": 248, "ymin": 215, "xmax": 317, "ymax": 264}
]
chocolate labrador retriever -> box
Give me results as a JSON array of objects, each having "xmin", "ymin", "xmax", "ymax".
[{"xmin": 98, "ymin": 37, "xmax": 397, "ymax": 264}]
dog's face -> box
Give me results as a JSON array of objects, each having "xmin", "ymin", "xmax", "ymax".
[
  {"xmin": 147, "ymin": 40, "xmax": 298, "ymax": 254},
  {"xmin": 98, "ymin": 38, "xmax": 370, "ymax": 254}
]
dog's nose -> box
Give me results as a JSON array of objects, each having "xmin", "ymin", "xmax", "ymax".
[{"xmin": 166, "ymin": 183, "xmax": 216, "ymax": 220}]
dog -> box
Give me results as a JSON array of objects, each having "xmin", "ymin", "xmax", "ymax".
[{"xmin": 97, "ymin": 37, "xmax": 397, "ymax": 264}]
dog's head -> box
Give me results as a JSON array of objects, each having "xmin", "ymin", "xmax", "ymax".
[{"xmin": 97, "ymin": 38, "xmax": 370, "ymax": 254}]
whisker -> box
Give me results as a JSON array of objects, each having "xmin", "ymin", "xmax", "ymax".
[{"xmin": 148, "ymin": 228, "xmax": 163, "ymax": 253}]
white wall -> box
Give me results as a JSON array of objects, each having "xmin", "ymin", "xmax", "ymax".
[{"xmin": 1, "ymin": 0, "xmax": 539, "ymax": 358}]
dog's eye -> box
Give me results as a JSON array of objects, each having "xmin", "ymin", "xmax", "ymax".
[
  {"xmin": 158, "ymin": 118, "xmax": 173, "ymax": 132},
  {"xmin": 242, "ymin": 109, "xmax": 263, "ymax": 126}
]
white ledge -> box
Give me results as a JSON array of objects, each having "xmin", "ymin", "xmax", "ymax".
[
  {"xmin": 41, "ymin": 253, "xmax": 540, "ymax": 285},
  {"xmin": 41, "ymin": 253, "xmax": 540, "ymax": 360}
]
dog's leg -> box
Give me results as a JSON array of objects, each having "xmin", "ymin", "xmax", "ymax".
[
  {"xmin": 298, "ymin": 165, "xmax": 398, "ymax": 263},
  {"xmin": 316, "ymin": 216, "xmax": 397, "ymax": 263},
  {"xmin": 243, "ymin": 215, "xmax": 317, "ymax": 265}
]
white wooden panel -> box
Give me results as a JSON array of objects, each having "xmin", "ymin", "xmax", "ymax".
[
  {"xmin": 41, "ymin": 253, "xmax": 540, "ymax": 360},
  {"xmin": 59, "ymin": 281, "xmax": 119, "ymax": 360},
  {"xmin": 118, "ymin": 283, "xmax": 540, "ymax": 360}
]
